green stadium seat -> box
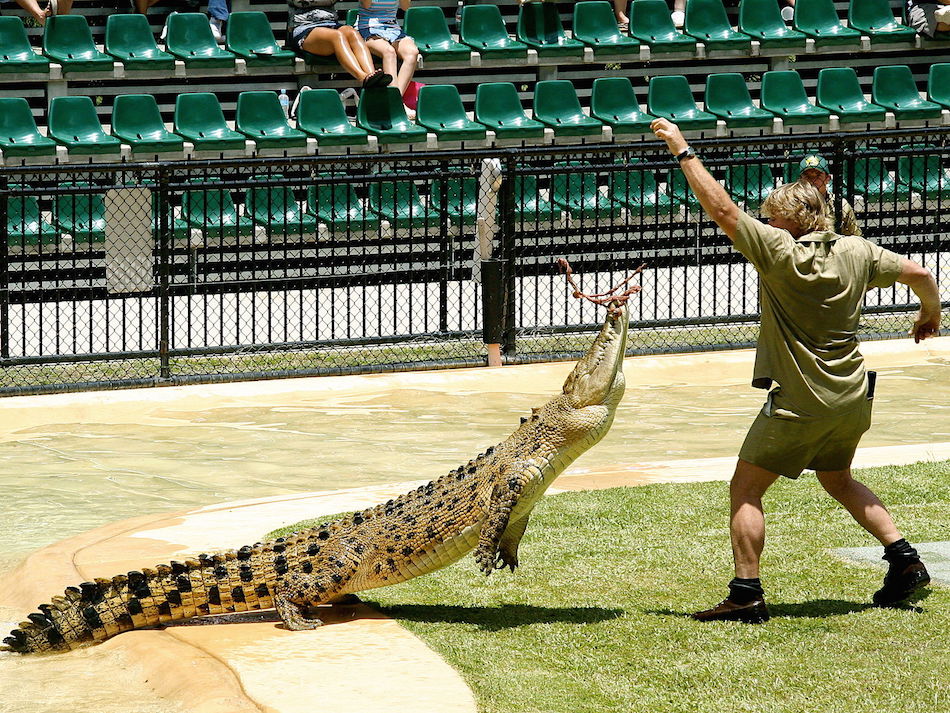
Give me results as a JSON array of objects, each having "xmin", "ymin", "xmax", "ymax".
[
  {"xmin": 726, "ymin": 154, "xmax": 775, "ymax": 209},
  {"xmin": 236, "ymin": 91, "xmax": 308, "ymax": 149},
  {"xmin": 48, "ymin": 96, "xmax": 122, "ymax": 155},
  {"xmin": 357, "ymin": 87, "xmax": 428, "ymax": 144},
  {"xmin": 513, "ymin": 175, "xmax": 557, "ymax": 224},
  {"xmin": 0, "ymin": 17, "xmax": 51, "ymax": 73},
  {"xmin": 737, "ymin": 0, "xmax": 807, "ymax": 50},
  {"xmin": 760, "ymin": 70, "xmax": 831, "ymax": 125},
  {"xmin": 181, "ymin": 187, "xmax": 256, "ymax": 238},
  {"xmin": 628, "ymin": 0, "xmax": 697, "ymax": 53},
  {"xmin": 667, "ymin": 170, "xmax": 701, "ymax": 211},
  {"xmin": 165, "ymin": 12, "xmax": 236, "ymax": 68},
  {"xmin": 174, "ymin": 93, "xmax": 246, "ymax": 151},
  {"xmin": 54, "ymin": 185, "xmax": 106, "ymax": 242},
  {"xmin": 871, "ymin": 65, "xmax": 943, "ymax": 120},
  {"xmin": 684, "ymin": 0, "xmax": 753, "ymax": 51},
  {"xmin": 609, "ymin": 161, "xmax": 675, "ymax": 215},
  {"xmin": 459, "ymin": 4, "xmax": 528, "ymax": 59},
  {"xmin": 404, "ymin": 6, "xmax": 470, "ymax": 61},
  {"xmin": 307, "ymin": 178, "xmax": 379, "ymax": 232},
  {"xmin": 517, "ymin": 2, "xmax": 586, "ymax": 57},
  {"xmin": 416, "ymin": 85, "xmax": 486, "ymax": 141},
  {"xmin": 848, "ymin": 0, "xmax": 916, "ymax": 44},
  {"xmin": 897, "ymin": 146, "xmax": 950, "ymax": 196},
  {"xmin": 572, "ymin": 1, "xmax": 640, "ymax": 56},
  {"xmin": 851, "ymin": 156, "xmax": 912, "ymax": 202},
  {"xmin": 590, "ymin": 77, "xmax": 655, "ymax": 134},
  {"xmin": 42, "ymin": 15, "xmax": 114, "ymax": 72},
  {"xmin": 816, "ymin": 68, "xmax": 886, "ymax": 124},
  {"xmin": 226, "ymin": 11, "xmax": 296, "ymax": 66},
  {"xmin": 245, "ymin": 184, "xmax": 318, "ymax": 235},
  {"xmin": 646, "ymin": 75, "xmax": 717, "ymax": 130},
  {"xmin": 792, "ymin": 0, "xmax": 862, "ymax": 47},
  {"xmin": 928, "ymin": 64, "xmax": 950, "ymax": 108},
  {"xmin": 474, "ymin": 82, "xmax": 545, "ymax": 140},
  {"xmin": 0, "ymin": 97, "xmax": 56, "ymax": 157},
  {"xmin": 6, "ymin": 189, "xmax": 58, "ymax": 247},
  {"xmin": 431, "ymin": 177, "xmax": 478, "ymax": 226},
  {"xmin": 551, "ymin": 163, "xmax": 623, "ymax": 221},
  {"xmin": 533, "ymin": 80, "xmax": 604, "ymax": 137},
  {"xmin": 367, "ymin": 173, "xmax": 440, "ymax": 228},
  {"xmin": 112, "ymin": 94, "xmax": 184, "ymax": 153},
  {"xmin": 704, "ymin": 73, "xmax": 774, "ymax": 128},
  {"xmin": 295, "ymin": 89, "xmax": 369, "ymax": 146},
  {"xmin": 105, "ymin": 15, "xmax": 175, "ymax": 70}
]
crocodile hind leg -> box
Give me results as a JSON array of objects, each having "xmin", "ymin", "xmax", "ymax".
[
  {"xmin": 496, "ymin": 515, "xmax": 530, "ymax": 572},
  {"xmin": 273, "ymin": 570, "xmax": 353, "ymax": 630}
]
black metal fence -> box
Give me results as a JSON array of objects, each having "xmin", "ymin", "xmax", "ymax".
[{"xmin": 2, "ymin": 127, "xmax": 948, "ymax": 394}]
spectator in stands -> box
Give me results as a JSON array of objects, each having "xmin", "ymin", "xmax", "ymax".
[
  {"xmin": 796, "ymin": 155, "xmax": 862, "ymax": 237},
  {"xmin": 651, "ymin": 116, "xmax": 941, "ymax": 624},
  {"xmin": 906, "ymin": 0, "xmax": 950, "ymax": 37},
  {"xmin": 357, "ymin": 0, "xmax": 419, "ymax": 113},
  {"xmin": 134, "ymin": 0, "xmax": 229, "ymax": 42},
  {"xmin": 613, "ymin": 0, "xmax": 629, "ymax": 32},
  {"xmin": 287, "ymin": 0, "xmax": 392, "ymax": 89},
  {"xmin": 8, "ymin": 0, "xmax": 72, "ymax": 25}
]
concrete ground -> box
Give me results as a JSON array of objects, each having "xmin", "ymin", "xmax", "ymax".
[{"xmin": 1, "ymin": 336, "xmax": 947, "ymax": 713}]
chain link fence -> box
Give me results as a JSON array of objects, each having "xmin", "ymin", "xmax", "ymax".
[{"xmin": 1, "ymin": 128, "xmax": 948, "ymax": 394}]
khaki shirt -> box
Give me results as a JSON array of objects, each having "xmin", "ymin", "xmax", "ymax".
[
  {"xmin": 824, "ymin": 191, "xmax": 862, "ymax": 237},
  {"xmin": 734, "ymin": 211, "xmax": 903, "ymax": 418}
]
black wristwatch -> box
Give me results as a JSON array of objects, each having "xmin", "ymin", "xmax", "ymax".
[{"xmin": 675, "ymin": 146, "xmax": 696, "ymax": 163}]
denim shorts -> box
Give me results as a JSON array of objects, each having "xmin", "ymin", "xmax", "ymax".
[
  {"xmin": 358, "ymin": 23, "xmax": 406, "ymax": 44},
  {"xmin": 289, "ymin": 20, "xmax": 344, "ymax": 52}
]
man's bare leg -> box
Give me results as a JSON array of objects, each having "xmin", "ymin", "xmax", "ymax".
[
  {"xmin": 730, "ymin": 459, "xmax": 780, "ymax": 578},
  {"xmin": 816, "ymin": 468, "xmax": 901, "ymax": 545}
]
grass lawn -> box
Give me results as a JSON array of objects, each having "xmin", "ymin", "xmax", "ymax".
[{"xmin": 275, "ymin": 459, "xmax": 950, "ymax": 713}]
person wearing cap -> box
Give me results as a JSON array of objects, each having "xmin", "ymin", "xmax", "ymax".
[
  {"xmin": 650, "ymin": 117, "xmax": 942, "ymax": 624},
  {"xmin": 797, "ymin": 154, "xmax": 862, "ymax": 237}
]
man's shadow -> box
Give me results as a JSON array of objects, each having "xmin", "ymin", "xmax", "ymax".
[{"xmin": 645, "ymin": 591, "xmax": 930, "ymax": 620}]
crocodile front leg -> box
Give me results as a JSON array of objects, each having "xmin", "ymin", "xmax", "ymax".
[
  {"xmin": 496, "ymin": 515, "xmax": 530, "ymax": 572},
  {"xmin": 273, "ymin": 562, "xmax": 355, "ymax": 630},
  {"xmin": 474, "ymin": 464, "xmax": 533, "ymax": 575}
]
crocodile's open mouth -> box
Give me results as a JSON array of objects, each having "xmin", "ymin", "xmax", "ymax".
[{"xmin": 561, "ymin": 303, "xmax": 628, "ymax": 407}]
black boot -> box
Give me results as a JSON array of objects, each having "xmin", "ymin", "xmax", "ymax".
[{"xmin": 873, "ymin": 539, "xmax": 931, "ymax": 607}]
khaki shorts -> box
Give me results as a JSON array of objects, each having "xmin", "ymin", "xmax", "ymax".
[{"xmin": 738, "ymin": 388, "xmax": 873, "ymax": 479}]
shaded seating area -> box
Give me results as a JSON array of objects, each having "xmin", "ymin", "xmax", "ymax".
[
  {"xmin": 704, "ymin": 73, "xmax": 774, "ymax": 129},
  {"xmin": 48, "ymin": 96, "xmax": 121, "ymax": 155},
  {"xmin": 404, "ymin": 6, "xmax": 470, "ymax": 61},
  {"xmin": 295, "ymin": 89, "xmax": 369, "ymax": 147},
  {"xmin": 572, "ymin": 1, "xmax": 640, "ymax": 56},
  {"xmin": 43, "ymin": 15, "xmax": 113, "ymax": 72},
  {"xmin": 105, "ymin": 14, "xmax": 175, "ymax": 70},
  {"xmin": 112, "ymin": 94, "xmax": 184, "ymax": 153},
  {"xmin": 236, "ymin": 91, "xmax": 308, "ymax": 149},
  {"xmin": 533, "ymin": 80, "xmax": 604, "ymax": 137},
  {"xmin": 517, "ymin": 2, "xmax": 586, "ymax": 58},
  {"xmin": 816, "ymin": 68, "xmax": 886, "ymax": 124},
  {"xmin": 647, "ymin": 75, "xmax": 717, "ymax": 130},
  {"xmin": 416, "ymin": 85, "xmax": 486, "ymax": 141},
  {"xmin": 357, "ymin": 88, "xmax": 428, "ymax": 145},
  {"xmin": 0, "ymin": 97, "xmax": 56, "ymax": 157},
  {"xmin": 458, "ymin": 4, "xmax": 528, "ymax": 58},
  {"xmin": 174, "ymin": 93, "xmax": 246, "ymax": 151},
  {"xmin": 760, "ymin": 70, "xmax": 831, "ymax": 126},
  {"xmin": 474, "ymin": 83, "xmax": 545, "ymax": 140}
]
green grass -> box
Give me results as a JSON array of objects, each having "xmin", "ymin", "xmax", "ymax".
[{"xmin": 276, "ymin": 460, "xmax": 950, "ymax": 713}]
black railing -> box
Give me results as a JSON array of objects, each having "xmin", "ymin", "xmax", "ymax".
[{"xmin": 1, "ymin": 127, "xmax": 948, "ymax": 394}]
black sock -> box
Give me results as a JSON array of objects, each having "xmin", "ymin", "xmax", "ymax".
[
  {"xmin": 728, "ymin": 577, "xmax": 764, "ymax": 604},
  {"xmin": 883, "ymin": 538, "xmax": 920, "ymax": 566}
]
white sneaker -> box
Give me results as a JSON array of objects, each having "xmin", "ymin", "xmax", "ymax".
[
  {"xmin": 339, "ymin": 87, "xmax": 359, "ymax": 108},
  {"xmin": 671, "ymin": 10, "xmax": 685, "ymax": 28},
  {"xmin": 290, "ymin": 85, "xmax": 311, "ymax": 120},
  {"xmin": 160, "ymin": 11, "xmax": 176, "ymax": 41},
  {"xmin": 781, "ymin": 5, "xmax": 794, "ymax": 22},
  {"xmin": 209, "ymin": 17, "xmax": 224, "ymax": 43}
]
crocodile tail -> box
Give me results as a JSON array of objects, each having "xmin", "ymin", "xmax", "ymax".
[{"xmin": 2, "ymin": 543, "xmax": 282, "ymax": 655}]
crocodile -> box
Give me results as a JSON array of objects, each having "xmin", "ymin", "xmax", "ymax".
[{"xmin": 4, "ymin": 302, "xmax": 628, "ymax": 654}]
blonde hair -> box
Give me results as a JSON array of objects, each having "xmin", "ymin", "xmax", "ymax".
[{"xmin": 760, "ymin": 181, "xmax": 831, "ymax": 233}]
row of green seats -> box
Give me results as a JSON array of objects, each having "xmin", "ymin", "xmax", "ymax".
[
  {"xmin": 0, "ymin": 11, "xmax": 293, "ymax": 74},
  {"xmin": 405, "ymin": 0, "xmax": 925, "ymax": 63}
]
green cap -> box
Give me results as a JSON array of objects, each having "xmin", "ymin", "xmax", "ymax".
[{"xmin": 798, "ymin": 155, "xmax": 829, "ymax": 176}]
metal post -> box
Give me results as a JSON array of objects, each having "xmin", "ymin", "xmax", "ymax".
[
  {"xmin": 499, "ymin": 154, "xmax": 517, "ymax": 355},
  {"xmin": 0, "ymin": 176, "xmax": 8, "ymax": 361},
  {"xmin": 157, "ymin": 168, "xmax": 171, "ymax": 379}
]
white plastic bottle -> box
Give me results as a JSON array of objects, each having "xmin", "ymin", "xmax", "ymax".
[{"xmin": 278, "ymin": 89, "xmax": 290, "ymax": 118}]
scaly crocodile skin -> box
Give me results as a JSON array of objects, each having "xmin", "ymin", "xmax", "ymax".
[{"xmin": 4, "ymin": 304, "xmax": 627, "ymax": 653}]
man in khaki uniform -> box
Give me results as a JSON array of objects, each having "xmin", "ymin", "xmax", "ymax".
[
  {"xmin": 797, "ymin": 154, "xmax": 862, "ymax": 237},
  {"xmin": 651, "ymin": 118, "xmax": 943, "ymax": 623}
]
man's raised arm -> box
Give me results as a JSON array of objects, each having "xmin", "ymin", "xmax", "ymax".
[{"xmin": 651, "ymin": 118, "xmax": 740, "ymax": 241}]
